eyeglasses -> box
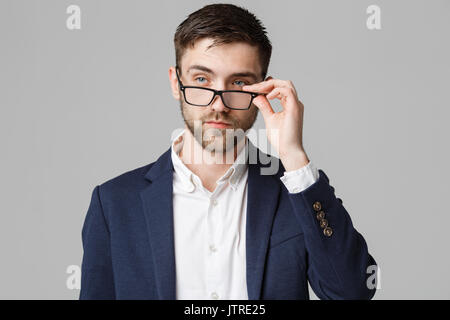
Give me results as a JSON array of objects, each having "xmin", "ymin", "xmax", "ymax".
[{"xmin": 175, "ymin": 66, "xmax": 265, "ymax": 110}]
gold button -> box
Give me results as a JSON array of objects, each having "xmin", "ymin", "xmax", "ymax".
[
  {"xmin": 323, "ymin": 227, "xmax": 333, "ymax": 237},
  {"xmin": 319, "ymin": 218, "xmax": 328, "ymax": 229},
  {"xmin": 316, "ymin": 211, "xmax": 325, "ymax": 220},
  {"xmin": 312, "ymin": 201, "xmax": 322, "ymax": 212}
]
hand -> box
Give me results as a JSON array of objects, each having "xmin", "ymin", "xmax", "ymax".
[{"xmin": 242, "ymin": 77, "xmax": 310, "ymax": 171}]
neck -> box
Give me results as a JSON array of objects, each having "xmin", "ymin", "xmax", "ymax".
[{"xmin": 179, "ymin": 127, "xmax": 246, "ymax": 192}]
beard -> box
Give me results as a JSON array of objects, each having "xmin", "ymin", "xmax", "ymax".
[{"xmin": 179, "ymin": 100, "xmax": 258, "ymax": 154}]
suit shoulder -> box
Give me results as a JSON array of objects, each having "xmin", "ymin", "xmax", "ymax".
[{"xmin": 97, "ymin": 161, "xmax": 156, "ymax": 193}]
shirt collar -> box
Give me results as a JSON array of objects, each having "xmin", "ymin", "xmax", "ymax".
[{"xmin": 171, "ymin": 129, "xmax": 248, "ymax": 192}]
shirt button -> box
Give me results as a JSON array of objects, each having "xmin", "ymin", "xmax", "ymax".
[
  {"xmin": 211, "ymin": 199, "xmax": 218, "ymax": 206},
  {"xmin": 292, "ymin": 187, "xmax": 301, "ymax": 193},
  {"xmin": 211, "ymin": 292, "xmax": 219, "ymax": 299},
  {"xmin": 209, "ymin": 244, "xmax": 217, "ymax": 253}
]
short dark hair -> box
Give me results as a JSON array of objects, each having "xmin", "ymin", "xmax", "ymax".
[{"xmin": 174, "ymin": 3, "xmax": 272, "ymax": 80}]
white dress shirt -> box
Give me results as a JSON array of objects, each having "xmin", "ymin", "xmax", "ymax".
[{"xmin": 171, "ymin": 129, "xmax": 319, "ymax": 300}]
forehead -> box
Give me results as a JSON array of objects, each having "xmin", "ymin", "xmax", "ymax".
[{"xmin": 181, "ymin": 38, "xmax": 262, "ymax": 79}]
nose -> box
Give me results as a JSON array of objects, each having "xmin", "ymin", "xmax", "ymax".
[{"xmin": 210, "ymin": 93, "xmax": 229, "ymax": 113}]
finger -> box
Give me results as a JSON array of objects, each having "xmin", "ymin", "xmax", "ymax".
[
  {"xmin": 266, "ymin": 87, "xmax": 299, "ymax": 111},
  {"xmin": 252, "ymin": 95, "xmax": 275, "ymax": 120},
  {"xmin": 243, "ymin": 79, "xmax": 296, "ymax": 93}
]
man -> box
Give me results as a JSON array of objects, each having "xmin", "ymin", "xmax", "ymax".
[{"xmin": 79, "ymin": 3, "xmax": 377, "ymax": 300}]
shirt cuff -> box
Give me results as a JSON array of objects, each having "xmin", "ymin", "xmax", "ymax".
[{"xmin": 280, "ymin": 161, "xmax": 320, "ymax": 194}]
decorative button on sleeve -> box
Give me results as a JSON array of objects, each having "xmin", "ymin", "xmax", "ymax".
[
  {"xmin": 316, "ymin": 210, "xmax": 325, "ymax": 220},
  {"xmin": 312, "ymin": 201, "xmax": 333, "ymax": 237},
  {"xmin": 319, "ymin": 219, "xmax": 328, "ymax": 229},
  {"xmin": 312, "ymin": 201, "xmax": 322, "ymax": 212},
  {"xmin": 323, "ymin": 227, "xmax": 333, "ymax": 237}
]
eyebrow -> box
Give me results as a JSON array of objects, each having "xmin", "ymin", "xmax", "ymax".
[{"xmin": 187, "ymin": 64, "xmax": 258, "ymax": 81}]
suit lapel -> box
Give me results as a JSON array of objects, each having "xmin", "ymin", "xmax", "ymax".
[
  {"xmin": 140, "ymin": 147, "xmax": 176, "ymax": 300},
  {"xmin": 245, "ymin": 142, "xmax": 281, "ymax": 300}
]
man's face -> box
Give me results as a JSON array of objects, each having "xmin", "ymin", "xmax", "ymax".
[{"xmin": 171, "ymin": 38, "xmax": 264, "ymax": 153}]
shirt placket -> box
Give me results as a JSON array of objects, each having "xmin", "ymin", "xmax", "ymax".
[{"xmin": 204, "ymin": 183, "xmax": 225, "ymax": 300}]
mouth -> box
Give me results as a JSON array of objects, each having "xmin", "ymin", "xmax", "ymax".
[{"xmin": 204, "ymin": 121, "xmax": 232, "ymax": 129}]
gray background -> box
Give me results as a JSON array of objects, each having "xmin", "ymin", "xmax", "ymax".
[{"xmin": 1, "ymin": 0, "xmax": 449, "ymax": 299}]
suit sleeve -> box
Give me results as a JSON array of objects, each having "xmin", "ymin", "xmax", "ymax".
[
  {"xmin": 286, "ymin": 169, "xmax": 377, "ymax": 300},
  {"xmin": 79, "ymin": 185, "xmax": 116, "ymax": 299}
]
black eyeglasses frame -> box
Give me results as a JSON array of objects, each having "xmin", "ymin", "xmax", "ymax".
[{"xmin": 175, "ymin": 66, "xmax": 266, "ymax": 110}]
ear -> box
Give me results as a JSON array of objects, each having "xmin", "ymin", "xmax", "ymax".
[{"xmin": 168, "ymin": 66, "xmax": 181, "ymax": 100}]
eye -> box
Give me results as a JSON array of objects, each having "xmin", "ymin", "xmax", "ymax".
[
  {"xmin": 234, "ymin": 80, "xmax": 247, "ymax": 87},
  {"xmin": 195, "ymin": 77, "xmax": 208, "ymax": 84}
]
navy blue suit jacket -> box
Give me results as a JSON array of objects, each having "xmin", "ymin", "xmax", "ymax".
[{"xmin": 79, "ymin": 142, "xmax": 377, "ymax": 300}]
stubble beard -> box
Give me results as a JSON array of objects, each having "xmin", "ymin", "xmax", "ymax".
[{"xmin": 179, "ymin": 100, "xmax": 258, "ymax": 155}]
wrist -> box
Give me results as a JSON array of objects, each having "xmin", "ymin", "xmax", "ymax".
[{"xmin": 280, "ymin": 148, "xmax": 310, "ymax": 172}]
